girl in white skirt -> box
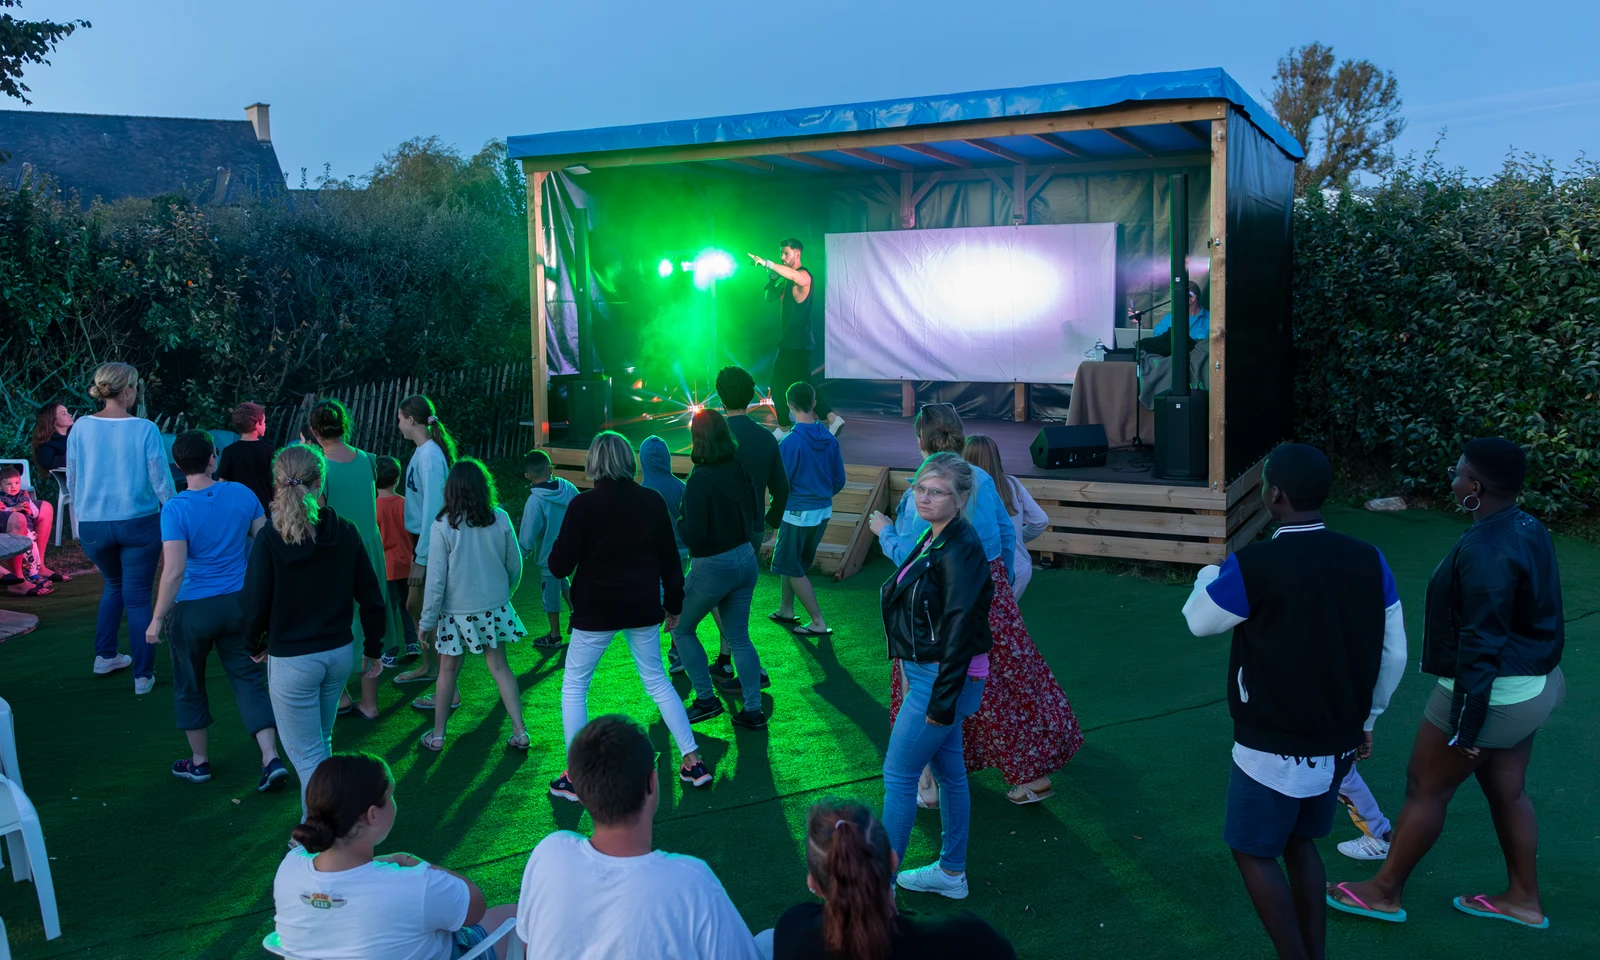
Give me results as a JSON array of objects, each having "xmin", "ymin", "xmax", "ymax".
[{"xmin": 416, "ymin": 458, "xmax": 530, "ymax": 752}]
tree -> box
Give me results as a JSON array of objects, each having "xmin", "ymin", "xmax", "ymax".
[
  {"xmin": 0, "ymin": 0, "xmax": 89, "ymax": 104},
  {"xmin": 1269, "ymin": 43, "xmax": 1404, "ymax": 194}
]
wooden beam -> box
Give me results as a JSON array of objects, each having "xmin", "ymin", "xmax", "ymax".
[
  {"xmin": 1208, "ymin": 117, "xmax": 1228, "ymax": 490},
  {"xmin": 901, "ymin": 381, "xmax": 915, "ymax": 417},
  {"xmin": 1012, "ymin": 164, "xmax": 1027, "ymax": 223},
  {"xmin": 1176, "ymin": 122, "xmax": 1212, "ymax": 147},
  {"xmin": 1023, "ymin": 170, "xmax": 1055, "ymax": 205},
  {"xmin": 983, "ymin": 167, "xmax": 1010, "ymax": 197},
  {"xmin": 524, "ymin": 164, "xmax": 550, "ymax": 446},
  {"xmin": 1039, "ymin": 503, "xmax": 1227, "ymax": 538},
  {"xmin": 1028, "ymin": 529, "xmax": 1223, "ymax": 565},
  {"xmin": 1103, "ymin": 128, "xmax": 1154, "ymax": 157},
  {"xmin": 964, "ymin": 138, "xmax": 1029, "ymax": 164},
  {"xmin": 1031, "ymin": 133, "xmax": 1088, "ymax": 159},
  {"xmin": 909, "ymin": 171, "xmax": 944, "ymax": 208},
  {"xmin": 1012, "ymin": 383, "xmax": 1027, "ymax": 422},
  {"xmin": 901, "ymin": 143, "xmax": 971, "ymax": 168},
  {"xmin": 1226, "ymin": 455, "xmax": 1266, "ymax": 509},
  {"xmin": 518, "ymin": 99, "xmax": 1229, "ymax": 170},
  {"xmin": 898, "ymin": 170, "xmax": 914, "ymax": 229},
  {"xmin": 1019, "ymin": 476, "xmax": 1223, "ymax": 510},
  {"xmin": 910, "ymin": 153, "xmax": 1209, "ymax": 183},
  {"xmin": 840, "ymin": 147, "xmax": 912, "ymax": 171},
  {"xmin": 727, "ymin": 156, "xmax": 775, "ymax": 171},
  {"xmin": 1226, "ymin": 498, "xmax": 1271, "ymax": 553},
  {"xmin": 835, "ymin": 468, "xmax": 892, "ymax": 580},
  {"xmin": 787, "ymin": 153, "xmax": 856, "ymax": 173}
]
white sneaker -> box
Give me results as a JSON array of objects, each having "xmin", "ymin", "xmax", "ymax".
[
  {"xmin": 134, "ymin": 675, "xmax": 155, "ymax": 695},
  {"xmin": 1337, "ymin": 834, "xmax": 1390, "ymax": 861},
  {"xmin": 93, "ymin": 654, "xmax": 132, "ymax": 675},
  {"xmin": 895, "ymin": 862, "xmax": 968, "ymax": 899},
  {"xmin": 771, "ymin": 426, "xmax": 789, "ymax": 441},
  {"xmin": 826, "ymin": 414, "xmax": 846, "ymax": 436}
]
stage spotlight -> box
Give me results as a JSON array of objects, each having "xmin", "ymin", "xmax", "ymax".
[
  {"xmin": 687, "ymin": 403, "xmax": 703, "ymax": 416},
  {"xmin": 657, "ymin": 258, "xmax": 675, "ymax": 278},
  {"xmin": 691, "ymin": 249, "xmax": 736, "ymax": 289}
]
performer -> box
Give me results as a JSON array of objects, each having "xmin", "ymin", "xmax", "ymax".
[
  {"xmin": 748, "ymin": 239, "xmax": 844, "ymax": 440},
  {"xmin": 1136, "ymin": 280, "xmax": 1210, "ymax": 409}
]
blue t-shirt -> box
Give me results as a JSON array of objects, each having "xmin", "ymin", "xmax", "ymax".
[
  {"xmin": 160, "ymin": 480, "xmax": 264, "ymax": 601},
  {"xmin": 1152, "ymin": 308, "xmax": 1210, "ymax": 343}
]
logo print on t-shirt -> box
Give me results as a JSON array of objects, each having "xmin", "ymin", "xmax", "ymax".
[{"xmin": 300, "ymin": 892, "xmax": 347, "ymax": 910}]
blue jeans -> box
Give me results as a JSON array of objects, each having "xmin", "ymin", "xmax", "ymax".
[
  {"xmin": 673, "ymin": 544, "xmax": 761, "ymax": 710},
  {"xmin": 882, "ymin": 660, "xmax": 985, "ymax": 874},
  {"xmin": 78, "ymin": 513, "xmax": 163, "ymax": 678}
]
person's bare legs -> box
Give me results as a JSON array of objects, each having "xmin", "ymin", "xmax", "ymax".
[
  {"xmin": 431, "ymin": 653, "xmax": 464, "ymax": 741},
  {"xmin": 1233, "ymin": 848, "xmax": 1312, "ymax": 960},
  {"xmin": 33, "ymin": 502, "xmax": 54, "ymax": 576},
  {"xmin": 396, "ymin": 580, "xmax": 434, "ymax": 681},
  {"xmin": 1460, "ymin": 734, "xmax": 1545, "ymax": 924},
  {"xmin": 1329, "ymin": 720, "xmax": 1481, "ymax": 914},
  {"xmin": 776, "ymin": 577, "xmax": 796, "ymax": 619},
  {"xmin": 1282, "ymin": 836, "xmax": 1329, "ymax": 959},
  {"xmin": 183, "ymin": 728, "xmax": 211, "ymax": 766},
  {"xmin": 358, "ymin": 673, "xmax": 379, "ymax": 716},
  {"xmin": 787, "ymin": 575, "xmax": 825, "ymax": 631},
  {"xmin": 253, "ymin": 726, "xmax": 281, "ymax": 767},
  {"xmin": 483, "ymin": 644, "xmax": 528, "ymax": 741}
]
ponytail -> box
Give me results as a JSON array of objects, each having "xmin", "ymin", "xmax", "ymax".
[
  {"xmin": 400, "ymin": 394, "xmax": 457, "ymax": 468},
  {"xmin": 271, "ymin": 445, "xmax": 325, "ymax": 545},
  {"xmin": 804, "ymin": 799, "xmax": 895, "ymax": 960},
  {"xmin": 290, "ymin": 753, "xmax": 392, "ymax": 853}
]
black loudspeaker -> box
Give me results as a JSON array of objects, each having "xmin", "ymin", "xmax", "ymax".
[
  {"xmin": 566, "ymin": 376, "xmax": 612, "ymax": 446},
  {"xmin": 1030, "ymin": 424, "xmax": 1108, "ymax": 470},
  {"xmin": 1153, "ymin": 389, "xmax": 1209, "ymax": 480}
]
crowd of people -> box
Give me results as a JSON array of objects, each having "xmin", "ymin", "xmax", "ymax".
[{"xmin": 16, "ymin": 359, "xmax": 1567, "ymax": 958}]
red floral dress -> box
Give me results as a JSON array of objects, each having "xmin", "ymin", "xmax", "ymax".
[{"xmin": 890, "ymin": 559, "xmax": 1083, "ymax": 785}]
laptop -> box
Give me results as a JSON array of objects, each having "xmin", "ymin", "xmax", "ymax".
[{"xmin": 1114, "ymin": 328, "xmax": 1157, "ymax": 350}]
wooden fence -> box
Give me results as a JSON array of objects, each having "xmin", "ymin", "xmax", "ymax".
[{"xmin": 153, "ymin": 363, "xmax": 535, "ymax": 462}]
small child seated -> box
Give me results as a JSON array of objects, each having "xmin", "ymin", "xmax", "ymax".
[
  {"xmin": 374, "ymin": 455, "xmax": 419, "ymax": 663},
  {"xmin": 0, "ymin": 465, "xmax": 57, "ymax": 590},
  {"xmin": 517, "ymin": 450, "xmax": 578, "ymax": 648}
]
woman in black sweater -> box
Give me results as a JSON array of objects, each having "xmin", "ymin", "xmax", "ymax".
[
  {"xmin": 671, "ymin": 410, "xmax": 764, "ymax": 728},
  {"xmin": 243, "ymin": 444, "xmax": 386, "ymax": 817},
  {"xmin": 1330, "ymin": 438, "xmax": 1564, "ymax": 929},
  {"xmin": 546, "ymin": 431, "xmax": 710, "ymax": 802},
  {"xmin": 761, "ymin": 798, "xmax": 1015, "ymax": 960}
]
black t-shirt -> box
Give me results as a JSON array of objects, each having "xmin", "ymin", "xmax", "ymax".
[
  {"xmin": 773, "ymin": 903, "xmax": 1016, "ymax": 960},
  {"xmin": 778, "ymin": 268, "xmax": 816, "ymax": 351},
  {"xmin": 216, "ymin": 438, "xmax": 276, "ymax": 511}
]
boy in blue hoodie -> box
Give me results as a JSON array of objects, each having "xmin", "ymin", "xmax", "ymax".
[
  {"xmin": 639, "ymin": 436, "xmax": 689, "ymax": 562},
  {"xmin": 774, "ymin": 382, "xmax": 846, "ymax": 636},
  {"xmin": 519, "ymin": 449, "xmax": 579, "ymax": 648}
]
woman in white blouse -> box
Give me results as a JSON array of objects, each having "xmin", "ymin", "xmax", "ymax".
[{"xmin": 963, "ymin": 435, "xmax": 1048, "ymax": 599}]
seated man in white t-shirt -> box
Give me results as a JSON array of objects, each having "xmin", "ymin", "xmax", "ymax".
[
  {"xmin": 517, "ymin": 715, "xmax": 760, "ymax": 959},
  {"xmin": 273, "ymin": 752, "xmax": 520, "ymax": 960}
]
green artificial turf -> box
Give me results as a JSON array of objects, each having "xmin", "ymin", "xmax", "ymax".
[{"xmin": 0, "ymin": 505, "xmax": 1594, "ymax": 959}]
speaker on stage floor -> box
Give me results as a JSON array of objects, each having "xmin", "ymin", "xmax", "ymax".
[
  {"xmin": 1153, "ymin": 390, "xmax": 1208, "ymax": 480},
  {"xmin": 564, "ymin": 376, "xmax": 612, "ymax": 446},
  {"xmin": 1030, "ymin": 423, "xmax": 1108, "ymax": 470}
]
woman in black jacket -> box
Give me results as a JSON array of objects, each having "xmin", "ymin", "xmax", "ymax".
[
  {"xmin": 243, "ymin": 444, "xmax": 387, "ymax": 817},
  {"xmin": 1330, "ymin": 438, "xmax": 1564, "ymax": 929},
  {"xmin": 671, "ymin": 410, "xmax": 766, "ymax": 728},
  {"xmin": 878, "ymin": 452, "xmax": 993, "ymax": 902}
]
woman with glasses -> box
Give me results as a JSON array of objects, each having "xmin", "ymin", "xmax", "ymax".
[
  {"xmin": 1329, "ymin": 438, "xmax": 1564, "ymax": 929},
  {"xmin": 869, "ymin": 404, "xmax": 1082, "ymax": 808},
  {"xmin": 879, "ymin": 453, "xmax": 993, "ymax": 900}
]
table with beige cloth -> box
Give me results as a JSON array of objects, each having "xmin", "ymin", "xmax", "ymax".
[{"xmin": 1066, "ymin": 360, "xmax": 1153, "ymax": 448}]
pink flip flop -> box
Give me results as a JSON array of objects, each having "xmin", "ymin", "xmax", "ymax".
[
  {"xmin": 1452, "ymin": 895, "xmax": 1549, "ymax": 929},
  {"xmin": 1325, "ymin": 882, "xmax": 1407, "ymax": 923}
]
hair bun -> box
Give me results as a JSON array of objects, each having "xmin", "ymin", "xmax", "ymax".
[
  {"xmin": 88, "ymin": 384, "xmax": 103, "ymax": 399},
  {"xmin": 290, "ymin": 816, "xmax": 337, "ymax": 853}
]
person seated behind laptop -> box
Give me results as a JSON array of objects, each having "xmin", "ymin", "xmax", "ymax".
[{"xmin": 1137, "ymin": 280, "xmax": 1210, "ymax": 408}]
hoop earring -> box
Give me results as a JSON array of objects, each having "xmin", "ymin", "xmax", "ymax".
[{"xmin": 1462, "ymin": 493, "xmax": 1482, "ymax": 513}]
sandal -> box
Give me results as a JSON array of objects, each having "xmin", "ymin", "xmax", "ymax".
[
  {"xmin": 6, "ymin": 581, "xmax": 52, "ymax": 597},
  {"xmin": 768, "ymin": 612, "xmax": 801, "ymax": 625},
  {"xmin": 410, "ymin": 695, "xmax": 461, "ymax": 712},
  {"xmin": 352, "ymin": 705, "xmax": 380, "ymax": 721},
  {"xmin": 392, "ymin": 668, "xmax": 437, "ymax": 685},
  {"xmin": 419, "ymin": 731, "xmax": 446, "ymax": 752},
  {"xmin": 1326, "ymin": 882, "xmax": 1407, "ymax": 923},
  {"xmin": 45, "ymin": 570, "xmax": 71, "ymax": 583},
  {"xmin": 507, "ymin": 732, "xmax": 531, "ymax": 751},
  {"xmin": 791, "ymin": 623, "xmax": 833, "ymax": 637},
  {"xmin": 1451, "ymin": 895, "xmax": 1549, "ymax": 929},
  {"xmin": 1007, "ymin": 785, "xmax": 1055, "ymax": 805}
]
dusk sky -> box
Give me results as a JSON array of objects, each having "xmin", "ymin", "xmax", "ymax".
[{"xmin": 15, "ymin": 0, "xmax": 1600, "ymax": 183}]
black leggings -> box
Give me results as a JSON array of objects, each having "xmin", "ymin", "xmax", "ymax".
[{"xmin": 771, "ymin": 348, "xmax": 831, "ymax": 427}]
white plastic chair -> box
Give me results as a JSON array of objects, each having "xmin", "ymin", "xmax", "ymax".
[
  {"xmin": 0, "ymin": 696, "xmax": 17, "ymax": 787},
  {"xmin": 48, "ymin": 469, "xmax": 74, "ymax": 546},
  {"xmin": 0, "ymin": 775, "xmax": 58, "ymax": 940},
  {"xmin": 262, "ymin": 916, "xmax": 522, "ymax": 959}
]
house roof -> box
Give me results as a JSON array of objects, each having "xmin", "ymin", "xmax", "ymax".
[
  {"xmin": 0, "ymin": 109, "xmax": 286, "ymax": 206},
  {"xmin": 506, "ymin": 67, "xmax": 1304, "ymax": 170}
]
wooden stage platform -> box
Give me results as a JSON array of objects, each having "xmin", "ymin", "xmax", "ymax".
[{"xmin": 542, "ymin": 411, "xmax": 1267, "ymax": 578}]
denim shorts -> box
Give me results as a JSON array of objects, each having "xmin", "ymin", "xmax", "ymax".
[
  {"xmin": 771, "ymin": 520, "xmax": 825, "ymax": 577},
  {"xmin": 1223, "ymin": 754, "xmax": 1352, "ymax": 858}
]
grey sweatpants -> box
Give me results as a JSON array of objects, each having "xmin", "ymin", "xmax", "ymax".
[{"xmin": 268, "ymin": 645, "xmax": 354, "ymax": 817}]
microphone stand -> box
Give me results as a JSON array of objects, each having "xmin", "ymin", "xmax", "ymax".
[{"xmin": 1123, "ymin": 298, "xmax": 1170, "ymax": 450}]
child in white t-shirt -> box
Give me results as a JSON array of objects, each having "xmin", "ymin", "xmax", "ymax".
[
  {"xmin": 516, "ymin": 715, "xmax": 759, "ymax": 959},
  {"xmin": 273, "ymin": 753, "xmax": 520, "ymax": 960}
]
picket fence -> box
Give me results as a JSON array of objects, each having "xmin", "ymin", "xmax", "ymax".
[{"xmin": 153, "ymin": 363, "xmax": 536, "ymax": 463}]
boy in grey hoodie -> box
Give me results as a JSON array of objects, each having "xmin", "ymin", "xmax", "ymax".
[{"xmin": 519, "ymin": 450, "xmax": 579, "ymax": 647}]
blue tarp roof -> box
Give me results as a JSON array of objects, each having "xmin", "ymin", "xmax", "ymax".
[{"xmin": 507, "ymin": 67, "xmax": 1303, "ymax": 164}]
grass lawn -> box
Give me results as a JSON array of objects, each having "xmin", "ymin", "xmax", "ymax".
[{"xmin": 0, "ymin": 505, "xmax": 1594, "ymax": 959}]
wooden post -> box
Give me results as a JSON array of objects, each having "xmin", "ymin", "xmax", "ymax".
[
  {"xmin": 1012, "ymin": 164, "xmax": 1027, "ymax": 224},
  {"xmin": 1208, "ymin": 117, "xmax": 1228, "ymax": 492},
  {"xmin": 526, "ymin": 165, "xmax": 550, "ymax": 447},
  {"xmin": 898, "ymin": 170, "xmax": 915, "ymax": 229},
  {"xmin": 1013, "ymin": 383, "xmax": 1027, "ymax": 422},
  {"xmin": 901, "ymin": 380, "xmax": 915, "ymax": 417}
]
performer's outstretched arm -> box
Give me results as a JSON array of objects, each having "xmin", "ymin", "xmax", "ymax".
[{"xmin": 748, "ymin": 253, "xmax": 810, "ymax": 289}]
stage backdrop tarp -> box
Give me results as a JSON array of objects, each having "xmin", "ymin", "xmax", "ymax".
[{"xmin": 824, "ymin": 223, "xmax": 1115, "ymax": 384}]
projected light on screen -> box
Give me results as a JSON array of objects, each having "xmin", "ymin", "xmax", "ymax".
[{"xmin": 930, "ymin": 248, "xmax": 1062, "ymax": 326}]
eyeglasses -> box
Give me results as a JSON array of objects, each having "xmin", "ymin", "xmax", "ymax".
[{"xmin": 913, "ymin": 482, "xmax": 954, "ymax": 501}]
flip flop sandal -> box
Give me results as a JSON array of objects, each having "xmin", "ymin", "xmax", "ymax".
[
  {"xmin": 768, "ymin": 612, "xmax": 801, "ymax": 625},
  {"xmin": 392, "ymin": 670, "xmax": 437, "ymax": 685},
  {"xmin": 337, "ymin": 702, "xmax": 354, "ymax": 716},
  {"xmin": 791, "ymin": 624, "xmax": 833, "ymax": 637},
  {"xmin": 1452, "ymin": 895, "xmax": 1549, "ymax": 929},
  {"xmin": 1007, "ymin": 786, "xmax": 1055, "ymax": 805},
  {"xmin": 507, "ymin": 732, "xmax": 532, "ymax": 751},
  {"xmin": 45, "ymin": 571, "xmax": 71, "ymax": 582},
  {"xmin": 419, "ymin": 731, "xmax": 446, "ymax": 752},
  {"xmin": 410, "ymin": 695, "xmax": 461, "ymax": 712},
  {"xmin": 352, "ymin": 706, "xmax": 380, "ymax": 721},
  {"xmin": 7, "ymin": 582, "xmax": 52, "ymax": 597},
  {"xmin": 1326, "ymin": 883, "xmax": 1407, "ymax": 923},
  {"xmin": 0, "ymin": 574, "xmax": 22, "ymax": 586}
]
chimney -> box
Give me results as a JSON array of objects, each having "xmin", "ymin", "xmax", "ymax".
[{"xmin": 245, "ymin": 102, "xmax": 271, "ymax": 143}]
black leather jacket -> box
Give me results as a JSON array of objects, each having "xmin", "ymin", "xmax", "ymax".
[
  {"xmin": 880, "ymin": 515, "xmax": 994, "ymax": 725},
  {"xmin": 1423, "ymin": 507, "xmax": 1564, "ymax": 748}
]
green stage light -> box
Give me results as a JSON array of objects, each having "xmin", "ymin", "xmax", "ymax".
[
  {"xmin": 691, "ymin": 249, "xmax": 735, "ymax": 289},
  {"xmin": 657, "ymin": 258, "xmax": 675, "ymax": 278}
]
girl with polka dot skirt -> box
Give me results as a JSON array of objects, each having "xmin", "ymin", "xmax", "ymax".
[{"xmin": 415, "ymin": 458, "xmax": 530, "ymax": 753}]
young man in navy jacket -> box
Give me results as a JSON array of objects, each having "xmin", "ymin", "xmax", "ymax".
[
  {"xmin": 1183, "ymin": 443, "xmax": 1407, "ymax": 960},
  {"xmin": 772, "ymin": 383, "xmax": 845, "ymax": 637}
]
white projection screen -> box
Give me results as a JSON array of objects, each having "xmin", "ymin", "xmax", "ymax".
[{"xmin": 824, "ymin": 223, "xmax": 1116, "ymax": 384}]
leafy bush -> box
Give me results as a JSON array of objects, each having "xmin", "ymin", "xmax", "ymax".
[{"xmin": 1293, "ymin": 154, "xmax": 1600, "ymax": 517}]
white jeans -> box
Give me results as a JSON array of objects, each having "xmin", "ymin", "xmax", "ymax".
[{"xmin": 563, "ymin": 625, "xmax": 698, "ymax": 759}]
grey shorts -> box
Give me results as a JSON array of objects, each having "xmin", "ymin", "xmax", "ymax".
[
  {"xmin": 771, "ymin": 520, "xmax": 825, "ymax": 578},
  {"xmin": 1423, "ymin": 667, "xmax": 1566, "ymax": 749}
]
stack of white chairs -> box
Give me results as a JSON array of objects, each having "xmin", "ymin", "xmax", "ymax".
[{"xmin": 0, "ymin": 695, "xmax": 60, "ymax": 957}]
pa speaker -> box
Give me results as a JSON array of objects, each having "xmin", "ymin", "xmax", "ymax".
[
  {"xmin": 1153, "ymin": 390, "xmax": 1209, "ymax": 480},
  {"xmin": 566, "ymin": 376, "xmax": 612, "ymax": 446},
  {"xmin": 1030, "ymin": 424, "xmax": 1108, "ymax": 470}
]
